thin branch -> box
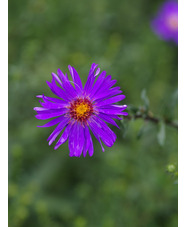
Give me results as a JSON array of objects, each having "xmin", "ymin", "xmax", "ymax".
[{"xmin": 124, "ymin": 113, "xmax": 178, "ymax": 129}]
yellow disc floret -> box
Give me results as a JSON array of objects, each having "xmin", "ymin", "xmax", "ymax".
[
  {"xmin": 75, "ymin": 103, "xmax": 90, "ymax": 117},
  {"xmin": 69, "ymin": 97, "xmax": 94, "ymax": 123}
]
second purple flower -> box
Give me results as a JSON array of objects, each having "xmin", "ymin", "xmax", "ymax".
[{"xmin": 151, "ymin": 1, "xmax": 178, "ymax": 44}]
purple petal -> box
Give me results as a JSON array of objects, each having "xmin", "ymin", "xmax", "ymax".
[
  {"xmin": 39, "ymin": 100, "xmax": 67, "ymax": 109},
  {"xmin": 92, "ymin": 85, "xmax": 122, "ymax": 102},
  {"xmin": 94, "ymin": 117, "xmax": 117, "ymax": 143},
  {"xmin": 37, "ymin": 94, "xmax": 68, "ymax": 104},
  {"xmin": 57, "ymin": 68, "xmax": 67, "ymax": 83},
  {"xmin": 97, "ymin": 137, "xmax": 105, "ymax": 152},
  {"xmin": 88, "ymin": 118, "xmax": 115, "ymax": 147},
  {"xmin": 68, "ymin": 123, "xmax": 77, "ymax": 157},
  {"xmin": 84, "ymin": 63, "xmax": 99, "ymax": 93},
  {"xmin": 97, "ymin": 108, "xmax": 127, "ymax": 116},
  {"xmin": 46, "ymin": 80, "xmax": 69, "ymax": 101},
  {"xmin": 47, "ymin": 117, "xmax": 70, "ymax": 145},
  {"xmin": 51, "ymin": 72, "xmax": 63, "ymax": 87},
  {"xmin": 34, "ymin": 106, "xmax": 67, "ymax": 113},
  {"xmin": 97, "ymin": 89, "xmax": 123, "ymax": 101},
  {"xmin": 88, "ymin": 135, "xmax": 94, "ymax": 156},
  {"xmin": 95, "ymin": 94, "xmax": 125, "ymax": 106},
  {"xmin": 75, "ymin": 124, "xmax": 85, "ymax": 157},
  {"xmin": 87, "ymin": 63, "xmax": 98, "ymax": 80},
  {"xmin": 88, "ymin": 71, "xmax": 107, "ymax": 98},
  {"xmin": 35, "ymin": 109, "xmax": 67, "ymax": 120},
  {"xmin": 51, "ymin": 74, "xmax": 77, "ymax": 100},
  {"xmin": 68, "ymin": 123, "xmax": 86, "ymax": 157},
  {"xmin": 68, "ymin": 65, "xmax": 83, "ymax": 93},
  {"xmin": 33, "ymin": 107, "xmax": 49, "ymax": 112},
  {"xmin": 107, "ymin": 114, "xmax": 123, "ymax": 120},
  {"xmin": 97, "ymin": 113, "xmax": 120, "ymax": 128},
  {"xmin": 82, "ymin": 126, "xmax": 91, "ymax": 157},
  {"xmin": 94, "ymin": 67, "xmax": 100, "ymax": 77},
  {"xmin": 36, "ymin": 95, "xmax": 43, "ymax": 98},
  {"xmin": 96, "ymin": 104, "xmax": 127, "ymax": 116},
  {"xmin": 54, "ymin": 123, "xmax": 72, "ymax": 150},
  {"xmin": 88, "ymin": 125, "xmax": 105, "ymax": 153},
  {"xmin": 98, "ymin": 104, "xmax": 127, "ymax": 110},
  {"xmin": 37, "ymin": 116, "xmax": 66, "ymax": 128},
  {"xmin": 57, "ymin": 69, "xmax": 79, "ymax": 98}
]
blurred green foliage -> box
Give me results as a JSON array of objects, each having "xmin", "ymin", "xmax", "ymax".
[{"xmin": 9, "ymin": 0, "xmax": 177, "ymax": 226}]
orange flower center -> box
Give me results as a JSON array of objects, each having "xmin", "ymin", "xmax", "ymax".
[{"xmin": 69, "ymin": 98, "xmax": 94, "ymax": 123}]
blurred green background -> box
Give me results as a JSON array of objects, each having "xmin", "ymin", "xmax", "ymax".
[{"xmin": 9, "ymin": 0, "xmax": 178, "ymax": 226}]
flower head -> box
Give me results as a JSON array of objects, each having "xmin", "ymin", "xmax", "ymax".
[
  {"xmin": 34, "ymin": 63, "xmax": 127, "ymax": 157},
  {"xmin": 151, "ymin": 1, "xmax": 178, "ymax": 44}
]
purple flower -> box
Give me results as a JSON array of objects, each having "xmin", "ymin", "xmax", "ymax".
[
  {"xmin": 151, "ymin": 1, "xmax": 178, "ymax": 44},
  {"xmin": 34, "ymin": 63, "xmax": 127, "ymax": 157}
]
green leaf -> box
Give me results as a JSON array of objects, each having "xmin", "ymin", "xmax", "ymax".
[
  {"xmin": 157, "ymin": 121, "xmax": 166, "ymax": 146},
  {"xmin": 166, "ymin": 163, "xmax": 178, "ymax": 183},
  {"xmin": 166, "ymin": 164, "xmax": 176, "ymax": 173},
  {"xmin": 137, "ymin": 125, "xmax": 145, "ymax": 140},
  {"xmin": 172, "ymin": 89, "xmax": 178, "ymax": 106},
  {"xmin": 120, "ymin": 119, "xmax": 129, "ymax": 138},
  {"xmin": 162, "ymin": 89, "xmax": 178, "ymax": 120},
  {"xmin": 141, "ymin": 89, "xmax": 149, "ymax": 110},
  {"xmin": 126, "ymin": 104, "xmax": 138, "ymax": 114}
]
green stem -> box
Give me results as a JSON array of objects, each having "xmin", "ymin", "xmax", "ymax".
[{"xmin": 124, "ymin": 113, "xmax": 178, "ymax": 129}]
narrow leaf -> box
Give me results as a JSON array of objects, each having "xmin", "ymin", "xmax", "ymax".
[
  {"xmin": 157, "ymin": 121, "xmax": 166, "ymax": 146},
  {"xmin": 141, "ymin": 89, "xmax": 149, "ymax": 109}
]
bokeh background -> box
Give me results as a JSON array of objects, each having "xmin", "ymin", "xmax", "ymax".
[{"xmin": 9, "ymin": 0, "xmax": 178, "ymax": 226}]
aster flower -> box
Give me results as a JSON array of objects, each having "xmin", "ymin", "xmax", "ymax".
[
  {"xmin": 151, "ymin": 0, "xmax": 178, "ymax": 44},
  {"xmin": 34, "ymin": 63, "xmax": 127, "ymax": 157}
]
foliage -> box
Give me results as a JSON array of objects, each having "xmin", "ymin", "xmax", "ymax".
[{"xmin": 9, "ymin": 0, "xmax": 177, "ymax": 226}]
